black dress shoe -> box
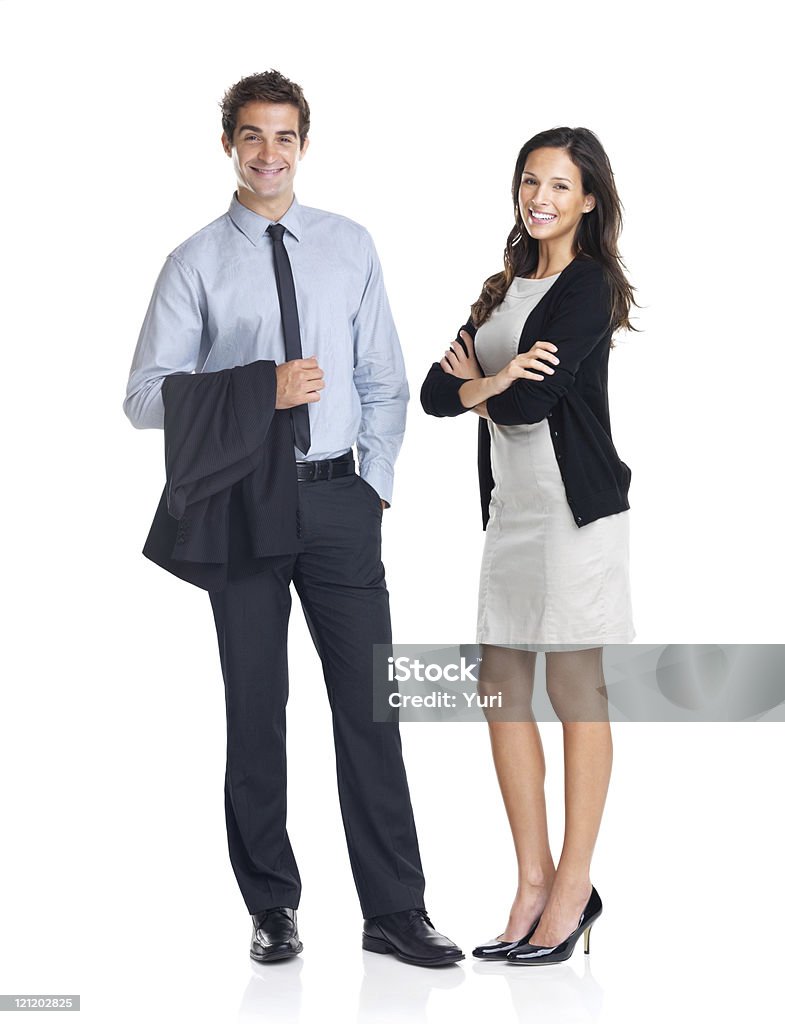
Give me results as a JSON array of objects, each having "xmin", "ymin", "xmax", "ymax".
[
  {"xmin": 506, "ymin": 886, "xmax": 602, "ymax": 965},
  {"xmin": 472, "ymin": 919, "xmax": 540, "ymax": 960},
  {"xmin": 250, "ymin": 907, "xmax": 303, "ymax": 962},
  {"xmin": 362, "ymin": 908, "xmax": 464, "ymax": 966}
]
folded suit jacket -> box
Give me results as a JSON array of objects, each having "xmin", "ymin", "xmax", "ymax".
[{"xmin": 142, "ymin": 359, "xmax": 303, "ymax": 591}]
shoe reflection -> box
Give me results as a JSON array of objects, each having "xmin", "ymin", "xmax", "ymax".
[{"xmin": 359, "ymin": 950, "xmax": 465, "ymax": 1020}]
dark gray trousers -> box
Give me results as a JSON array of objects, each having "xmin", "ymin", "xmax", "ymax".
[{"xmin": 209, "ymin": 471, "xmax": 426, "ymax": 918}]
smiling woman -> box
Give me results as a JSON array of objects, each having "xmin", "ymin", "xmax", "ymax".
[
  {"xmin": 520, "ymin": 148, "xmax": 595, "ymax": 239},
  {"xmin": 420, "ymin": 126, "xmax": 639, "ymax": 966}
]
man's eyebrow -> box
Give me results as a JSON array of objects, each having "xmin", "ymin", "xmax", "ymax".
[
  {"xmin": 237, "ymin": 124, "xmax": 298, "ymax": 137},
  {"xmin": 523, "ymin": 172, "xmax": 573, "ymax": 182}
]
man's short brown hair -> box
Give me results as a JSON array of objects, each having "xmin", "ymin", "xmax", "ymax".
[{"xmin": 220, "ymin": 69, "xmax": 310, "ymax": 146}]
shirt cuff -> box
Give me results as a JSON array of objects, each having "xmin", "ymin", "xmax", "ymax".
[{"xmin": 362, "ymin": 465, "xmax": 393, "ymax": 507}]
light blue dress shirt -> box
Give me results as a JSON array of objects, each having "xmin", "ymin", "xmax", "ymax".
[{"xmin": 123, "ymin": 192, "xmax": 409, "ymax": 504}]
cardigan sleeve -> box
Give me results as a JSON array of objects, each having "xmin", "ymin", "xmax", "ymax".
[
  {"xmin": 485, "ymin": 263, "xmax": 612, "ymax": 426},
  {"xmin": 419, "ymin": 319, "xmax": 478, "ymax": 417}
]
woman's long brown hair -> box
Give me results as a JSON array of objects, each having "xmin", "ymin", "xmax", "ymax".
[{"xmin": 471, "ymin": 127, "xmax": 639, "ymax": 341}]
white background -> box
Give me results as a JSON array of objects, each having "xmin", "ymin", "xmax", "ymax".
[{"xmin": 1, "ymin": 1, "xmax": 783, "ymax": 1022}]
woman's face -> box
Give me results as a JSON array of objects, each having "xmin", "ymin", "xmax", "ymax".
[{"xmin": 518, "ymin": 147, "xmax": 595, "ymax": 247}]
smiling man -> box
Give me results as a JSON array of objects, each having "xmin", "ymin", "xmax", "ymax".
[
  {"xmin": 227, "ymin": 104, "xmax": 304, "ymax": 211},
  {"xmin": 123, "ymin": 70, "xmax": 462, "ymax": 967}
]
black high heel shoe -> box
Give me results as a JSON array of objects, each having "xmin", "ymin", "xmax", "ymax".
[
  {"xmin": 472, "ymin": 918, "xmax": 541, "ymax": 960},
  {"xmin": 506, "ymin": 886, "xmax": 602, "ymax": 966}
]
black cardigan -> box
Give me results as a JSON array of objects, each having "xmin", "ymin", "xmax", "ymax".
[{"xmin": 420, "ymin": 254, "xmax": 631, "ymax": 529}]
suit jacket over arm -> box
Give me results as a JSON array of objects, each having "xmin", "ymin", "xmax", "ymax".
[
  {"xmin": 142, "ymin": 359, "xmax": 302, "ymax": 592},
  {"xmin": 420, "ymin": 254, "xmax": 631, "ymax": 529}
]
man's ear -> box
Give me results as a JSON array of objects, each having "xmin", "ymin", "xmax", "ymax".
[
  {"xmin": 221, "ymin": 131, "xmax": 232, "ymax": 158},
  {"xmin": 299, "ymin": 136, "xmax": 310, "ymax": 159}
]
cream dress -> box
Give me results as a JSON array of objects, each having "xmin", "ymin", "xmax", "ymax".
[{"xmin": 474, "ymin": 273, "xmax": 635, "ymax": 651}]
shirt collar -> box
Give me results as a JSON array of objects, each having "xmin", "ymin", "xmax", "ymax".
[{"xmin": 228, "ymin": 191, "xmax": 303, "ymax": 245}]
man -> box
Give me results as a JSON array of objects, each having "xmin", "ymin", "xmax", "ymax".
[{"xmin": 123, "ymin": 70, "xmax": 462, "ymax": 967}]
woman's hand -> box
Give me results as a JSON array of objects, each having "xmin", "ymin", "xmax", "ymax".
[
  {"xmin": 492, "ymin": 340, "xmax": 559, "ymax": 394},
  {"xmin": 440, "ymin": 330, "xmax": 483, "ymax": 380},
  {"xmin": 453, "ymin": 338, "xmax": 558, "ymax": 412}
]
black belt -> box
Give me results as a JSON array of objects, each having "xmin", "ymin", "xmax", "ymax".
[{"xmin": 296, "ymin": 451, "xmax": 354, "ymax": 482}]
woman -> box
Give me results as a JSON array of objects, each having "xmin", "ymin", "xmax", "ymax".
[{"xmin": 420, "ymin": 127, "xmax": 638, "ymax": 965}]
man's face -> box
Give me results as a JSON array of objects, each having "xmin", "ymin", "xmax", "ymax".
[{"xmin": 222, "ymin": 101, "xmax": 308, "ymax": 214}]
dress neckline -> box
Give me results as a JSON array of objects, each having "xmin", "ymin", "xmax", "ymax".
[
  {"xmin": 507, "ymin": 272, "xmax": 562, "ymax": 296},
  {"xmin": 517, "ymin": 271, "xmax": 562, "ymax": 281}
]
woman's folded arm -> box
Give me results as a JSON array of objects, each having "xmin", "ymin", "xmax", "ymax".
[
  {"xmin": 419, "ymin": 319, "xmax": 478, "ymax": 417},
  {"xmin": 486, "ymin": 263, "xmax": 612, "ymax": 425}
]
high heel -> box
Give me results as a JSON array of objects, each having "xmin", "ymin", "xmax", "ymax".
[
  {"xmin": 506, "ymin": 886, "xmax": 602, "ymax": 966},
  {"xmin": 472, "ymin": 918, "xmax": 540, "ymax": 960}
]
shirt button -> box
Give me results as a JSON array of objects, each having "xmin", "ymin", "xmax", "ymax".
[
  {"xmin": 577, "ymin": 516, "xmax": 583, "ymax": 524},
  {"xmin": 553, "ymin": 430, "xmax": 558, "ymax": 437}
]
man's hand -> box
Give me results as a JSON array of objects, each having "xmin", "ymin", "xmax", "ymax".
[{"xmin": 275, "ymin": 357, "xmax": 325, "ymax": 409}]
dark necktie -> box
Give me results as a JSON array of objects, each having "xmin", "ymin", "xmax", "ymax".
[{"xmin": 267, "ymin": 222, "xmax": 311, "ymax": 455}]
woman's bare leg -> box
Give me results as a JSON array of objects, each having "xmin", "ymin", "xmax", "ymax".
[
  {"xmin": 479, "ymin": 645, "xmax": 556, "ymax": 940},
  {"xmin": 526, "ymin": 647, "xmax": 612, "ymax": 947}
]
